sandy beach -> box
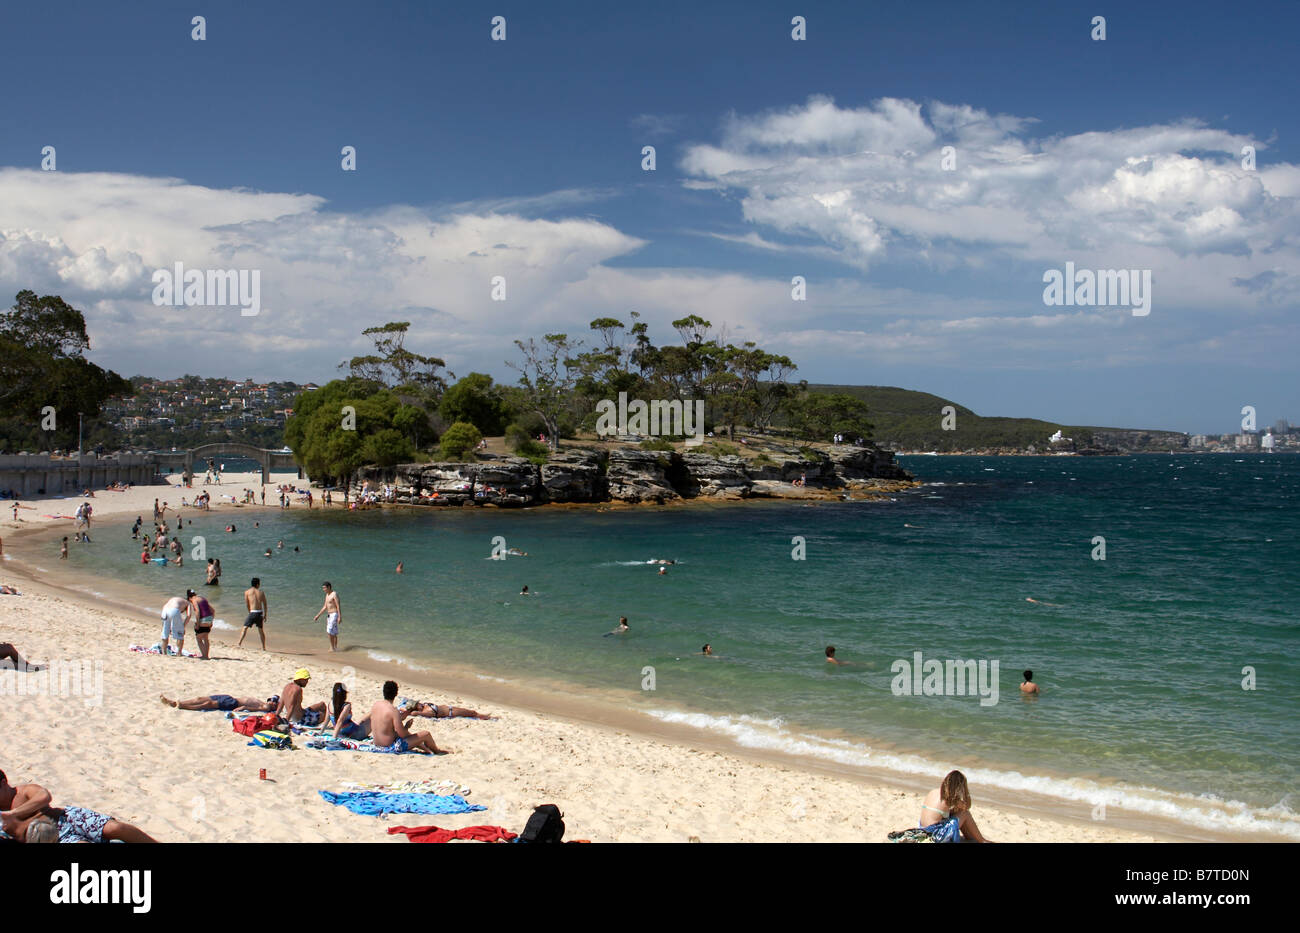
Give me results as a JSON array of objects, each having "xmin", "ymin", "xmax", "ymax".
[{"xmin": 1, "ymin": 475, "xmax": 1167, "ymax": 843}]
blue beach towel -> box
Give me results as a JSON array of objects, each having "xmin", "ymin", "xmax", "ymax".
[
  {"xmin": 921, "ymin": 817, "xmax": 961, "ymax": 843},
  {"xmin": 318, "ymin": 791, "xmax": 485, "ymax": 816}
]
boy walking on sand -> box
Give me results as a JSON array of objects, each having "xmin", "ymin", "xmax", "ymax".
[{"xmin": 313, "ymin": 582, "xmax": 342, "ymax": 651}]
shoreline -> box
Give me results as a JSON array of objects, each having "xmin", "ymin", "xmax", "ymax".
[{"xmin": 2, "ymin": 481, "xmax": 1276, "ymax": 842}]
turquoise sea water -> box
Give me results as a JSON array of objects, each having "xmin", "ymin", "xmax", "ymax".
[{"xmin": 69, "ymin": 454, "xmax": 1300, "ymax": 838}]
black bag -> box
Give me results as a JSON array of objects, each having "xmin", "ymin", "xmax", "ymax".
[{"xmin": 519, "ymin": 804, "xmax": 565, "ymax": 843}]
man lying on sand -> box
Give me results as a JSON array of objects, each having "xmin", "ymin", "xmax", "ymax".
[
  {"xmin": 160, "ymin": 693, "xmax": 279, "ymax": 712},
  {"xmin": 397, "ymin": 696, "xmax": 493, "ymax": 720},
  {"xmin": 0, "ymin": 769, "xmax": 157, "ymax": 843},
  {"xmin": 370, "ymin": 681, "xmax": 450, "ymax": 754},
  {"xmin": 275, "ymin": 669, "xmax": 328, "ymax": 726}
]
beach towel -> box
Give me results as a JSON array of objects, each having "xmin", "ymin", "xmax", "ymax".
[
  {"xmin": 920, "ymin": 818, "xmax": 961, "ymax": 843},
  {"xmin": 887, "ymin": 827, "xmax": 936, "ymax": 843},
  {"xmin": 340, "ymin": 779, "xmax": 472, "ymax": 797},
  {"xmin": 388, "ymin": 825, "xmax": 516, "ymax": 843},
  {"xmin": 249, "ymin": 730, "xmax": 293, "ymax": 749},
  {"xmin": 129, "ymin": 643, "xmax": 201, "ymax": 659},
  {"xmin": 302, "ymin": 737, "xmax": 418, "ymax": 754},
  {"xmin": 318, "ymin": 791, "xmax": 485, "ymax": 817}
]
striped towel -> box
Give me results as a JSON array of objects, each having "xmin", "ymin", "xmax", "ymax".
[{"xmin": 318, "ymin": 791, "xmax": 485, "ymax": 817}]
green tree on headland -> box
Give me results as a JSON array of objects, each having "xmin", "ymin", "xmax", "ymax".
[
  {"xmin": 786, "ymin": 392, "xmax": 874, "ymax": 443},
  {"xmin": 342, "ymin": 321, "xmax": 450, "ymax": 403},
  {"xmin": 284, "ymin": 379, "xmax": 421, "ymax": 485},
  {"xmin": 439, "ymin": 373, "xmax": 509, "ymax": 436},
  {"xmin": 0, "ymin": 290, "xmax": 132, "ymax": 451},
  {"xmin": 438, "ymin": 421, "xmax": 483, "ymax": 460}
]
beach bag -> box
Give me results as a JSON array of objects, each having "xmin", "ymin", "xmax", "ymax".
[
  {"xmin": 249, "ymin": 730, "xmax": 293, "ymax": 750},
  {"xmin": 887, "ymin": 827, "xmax": 936, "ymax": 843},
  {"xmin": 518, "ymin": 804, "xmax": 565, "ymax": 843}
]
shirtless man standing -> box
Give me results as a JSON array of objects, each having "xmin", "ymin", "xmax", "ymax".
[
  {"xmin": 313, "ymin": 581, "xmax": 342, "ymax": 651},
  {"xmin": 237, "ymin": 577, "xmax": 268, "ymax": 650},
  {"xmin": 275, "ymin": 669, "xmax": 328, "ymax": 726},
  {"xmin": 159, "ymin": 594, "xmax": 192, "ymax": 656},
  {"xmin": 369, "ymin": 681, "xmax": 449, "ymax": 754}
]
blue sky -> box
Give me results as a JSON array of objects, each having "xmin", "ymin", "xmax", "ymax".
[{"xmin": 1, "ymin": 0, "xmax": 1297, "ymax": 434}]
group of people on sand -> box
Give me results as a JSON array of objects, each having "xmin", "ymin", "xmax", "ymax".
[{"xmin": 162, "ymin": 671, "xmax": 491, "ymax": 755}]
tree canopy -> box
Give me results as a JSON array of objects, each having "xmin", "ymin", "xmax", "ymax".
[{"xmin": 0, "ymin": 291, "xmax": 132, "ymax": 451}]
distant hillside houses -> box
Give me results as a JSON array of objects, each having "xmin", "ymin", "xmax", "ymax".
[{"xmin": 103, "ymin": 375, "xmax": 311, "ymax": 447}]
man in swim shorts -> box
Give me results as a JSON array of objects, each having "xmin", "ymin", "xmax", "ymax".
[
  {"xmin": 237, "ymin": 578, "xmax": 268, "ymax": 650},
  {"xmin": 313, "ymin": 581, "xmax": 342, "ymax": 651},
  {"xmin": 159, "ymin": 693, "xmax": 278, "ymax": 712},
  {"xmin": 0, "ymin": 769, "xmax": 156, "ymax": 843},
  {"xmin": 159, "ymin": 594, "xmax": 192, "ymax": 656},
  {"xmin": 369, "ymin": 681, "xmax": 450, "ymax": 753},
  {"xmin": 275, "ymin": 669, "xmax": 328, "ymax": 726}
]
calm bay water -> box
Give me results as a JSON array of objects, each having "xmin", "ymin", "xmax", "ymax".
[{"xmin": 73, "ymin": 453, "xmax": 1300, "ymax": 837}]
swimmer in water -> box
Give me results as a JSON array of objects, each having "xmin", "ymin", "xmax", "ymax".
[
  {"xmin": 603, "ymin": 616, "xmax": 630, "ymax": 637},
  {"xmin": 701, "ymin": 643, "xmax": 714, "ymax": 656},
  {"xmin": 657, "ymin": 567, "xmax": 667, "ymax": 576},
  {"xmin": 904, "ymin": 523, "xmax": 921, "ymax": 528},
  {"xmin": 395, "ymin": 562, "xmax": 404, "ymax": 574},
  {"xmin": 1025, "ymin": 597, "xmax": 1063, "ymax": 607},
  {"xmin": 520, "ymin": 585, "xmax": 530, "ymax": 595},
  {"xmin": 1020, "ymin": 669, "xmax": 1040, "ymax": 695},
  {"xmin": 825, "ymin": 645, "xmax": 855, "ymax": 666}
]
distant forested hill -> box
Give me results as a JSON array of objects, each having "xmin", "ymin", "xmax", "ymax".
[{"xmin": 801, "ymin": 384, "xmax": 1186, "ymax": 451}]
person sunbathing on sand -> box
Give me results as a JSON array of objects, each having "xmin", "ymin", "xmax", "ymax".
[
  {"xmin": 369, "ymin": 681, "xmax": 450, "ymax": 754},
  {"xmin": 0, "ymin": 585, "xmax": 20, "ymax": 596},
  {"xmin": 0, "ymin": 769, "xmax": 157, "ymax": 843},
  {"xmin": 918, "ymin": 770, "xmax": 992, "ymax": 843},
  {"xmin": 397, "ymin": 695, "xmax": 493, "ymax": 720},
  {"xmin": 275, "ymin": 669, "xmax": 328, "ymax": 726},
  {"xmin": 160, "ymin": 693, "xmax": 278, "ymax": 712},
  {"xmin": 0, "ymin": 641, "xmax": 41, "ymax": 671}
]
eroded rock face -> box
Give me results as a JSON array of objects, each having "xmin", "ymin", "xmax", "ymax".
[
  {"xmin": 678, "ymin": 453, "xmax": 753, "ymax": 498},
  {"xmin": 826, "ymin": 444, "xmax": 913, "ymax": 482},
  {"xmin": 605, "ymin": 449, "xmax": 678, "ymax": 502},
  {"xmin": 351, "ymin": 442, "xmax": 913, "ymax": 504},
  {"xmin": 541, "ymin": 451, "xmax": 604, "ymax": 502}
]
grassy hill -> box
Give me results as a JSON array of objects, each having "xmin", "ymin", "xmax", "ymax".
[{"xmin": 803, "ymin": 384, "xmax": 1186, "ymax": 451}]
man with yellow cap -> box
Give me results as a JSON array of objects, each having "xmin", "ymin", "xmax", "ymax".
[{"xmin": 275, "ymin": 668, "xmax": 328, "ymax": 727}]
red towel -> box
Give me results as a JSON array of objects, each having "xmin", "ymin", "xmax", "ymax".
[{"xmin": 388, "ymin": 824, "xmax": 518, "ymax": 843}]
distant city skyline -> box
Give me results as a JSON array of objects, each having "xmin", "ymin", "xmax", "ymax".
[{"xmin": 1, "ymin": 1, "xmax": 1297, "ymax": 436}]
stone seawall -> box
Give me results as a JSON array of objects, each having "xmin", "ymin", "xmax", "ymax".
[{"xmin": 0, "ymin": 453, "xmax": 159, "ymax": 497}]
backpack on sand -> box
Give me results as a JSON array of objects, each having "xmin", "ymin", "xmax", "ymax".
[{"xmin": 518, "ymin": 804, "xmax": 565, "ymax": 843}]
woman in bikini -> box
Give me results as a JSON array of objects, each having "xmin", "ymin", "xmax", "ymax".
[
  {"xmin": 918, "ymin": 770, "xmax": 992, "ymax": 843},
  {"xmin": 330, "ymin": 683, "xmax": 371, "ymax": 740},
  {"xmin": 188, "ymin": 589, "xmax": 215, "ymax": 660}
]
